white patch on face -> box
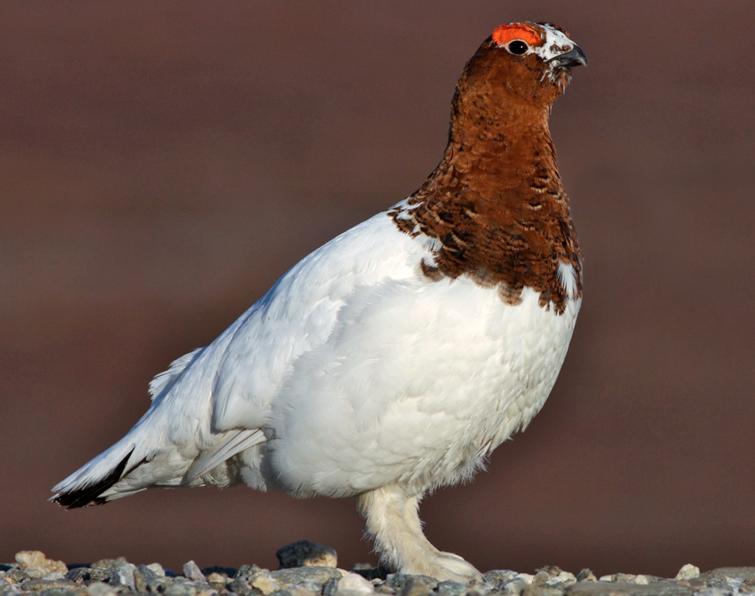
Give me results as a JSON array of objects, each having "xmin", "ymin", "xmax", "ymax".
[
  {"xmin": 532, "ymin": 24, "xmax": 577, "ymax": 62},
  {"xmin": 494, "ymin": 23, "xmax": 579, "ymax": 87}
]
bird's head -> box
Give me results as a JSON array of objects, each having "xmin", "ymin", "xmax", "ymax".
[{"xmin": 457, "ymin": 22, "xmax": 587, "ymax": 112}]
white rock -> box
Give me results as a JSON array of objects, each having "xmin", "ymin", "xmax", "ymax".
[
  {"xmin": 634, "ymin": 574, "xmax": 650, "ymax": 585},
  {"xmin": 182, "ymin": 560, "xmax": 205, "ymax": 582},
  {"xmin": 146, "ymin": 563, "xmax": 166, "ymax": 577},
  {"xmin": 675, "ymin": 564, "xmax": 700, "ymax": 580},
  {"xmin": 336, "ymin": 571, "xmax": 375, "ymax": 594},
  {"xmin": 115, "ymin": 563, "xmax": 136, "ymax": 590},
  {"xmin": 515, "ymin": 572, "xmax": 534, "ymax": 585},
  {"xmin": 14, "ymin": 550, "xmax": 67, "ymax": 579}
]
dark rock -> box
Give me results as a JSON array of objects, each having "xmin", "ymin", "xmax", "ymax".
[
  {"xmin": 201, "ymin": 565, "xmax": 237, "ymax": 577},
  {"xmin": 67, "ymin": 567, "xmax": 94, "ymax": 583},
  {"xmin": 352, "ymin": 563, "xmax": 390, "ymax": 581},
  {"xmin": 276, "ymin": 539, "xmax": 338, "ymax": 569}
]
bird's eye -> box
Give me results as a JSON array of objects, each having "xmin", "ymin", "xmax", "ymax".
[{"xmin": 507, "ymin": 40, "xmax": 529, "ymax": 55}]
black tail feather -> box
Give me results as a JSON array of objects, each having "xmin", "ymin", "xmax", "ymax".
[{"xmin": 53, "ymin": 448, "xmax": 135, "ymax": 509}]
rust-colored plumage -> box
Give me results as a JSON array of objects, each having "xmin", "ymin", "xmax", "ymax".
[{"xmin": 390, "ymin": 23, "xmax": 582, "ymax": 314}]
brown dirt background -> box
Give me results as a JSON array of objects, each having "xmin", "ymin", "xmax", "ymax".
[{"xmin": 1, "ymin": 0, "xmax": 753, "ymax": 576}]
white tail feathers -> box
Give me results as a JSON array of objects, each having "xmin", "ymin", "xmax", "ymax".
[{"xmin": 51, "ymin": 436, "xmax": 144, "ymax": 508}]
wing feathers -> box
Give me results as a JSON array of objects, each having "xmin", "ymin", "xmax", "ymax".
[
  {"xmin": 184, "ymin": 429, "xmax": 266, "ymax": 484},
  {"xmin": 148, "ymin": 348, "xmax": 204, "ymax": 401}
]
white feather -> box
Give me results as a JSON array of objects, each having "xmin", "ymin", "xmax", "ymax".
[
  {"xmin": 53, "ymin": 206, "xmax": 580, "ymax": 505},
  {"xmin": 148, "ymin": 348, "xmax": 203, "ymax": 400}
]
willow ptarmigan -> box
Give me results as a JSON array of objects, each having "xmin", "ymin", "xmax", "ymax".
[{"xmin": 52, "ymin": 21, "xmax": 587, "ymax": 581}]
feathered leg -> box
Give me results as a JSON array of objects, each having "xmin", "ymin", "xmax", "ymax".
[{"xmin": 357, "ymin": 485, "xmax": 480, "ymax": 582}]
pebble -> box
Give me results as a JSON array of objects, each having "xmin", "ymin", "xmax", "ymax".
[
  {"xmin": 336, "ymin": 571, "xmax": 376, "ymax": 594},
  {"xmin": 576, "ymin": 568, "xmax": 596, "ymax": 582},
  {"xmin": 276, "ymin": 539, "xmax": 338, "ymax": 569},
  {"xmin": 15, "ymin": 550, "xmax": 68, "ymax": 579},
  {"xmin": 182, "ymin": 560, "xmax": 206, "ymax": 582},
  {"xmin": 675, "ymin": 563, "xmax": 700, "ymax": 580},
  {"xmin": 2, "ymin": 549, "xmax": 753, "ymax": 595}
]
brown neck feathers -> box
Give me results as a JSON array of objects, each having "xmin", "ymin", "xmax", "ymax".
[{"xmin": 389, "ymin": 46, "xmax": 582, "ymax": 314}]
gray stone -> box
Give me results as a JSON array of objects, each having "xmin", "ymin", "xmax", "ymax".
[
  {"xmin": 434, "ymin": 579, "xmax": 467, "ymax": 596},
  {"xmin": 145, "ymin": 563, "xmax": 166, "ymax": 578},
  {"xmin": 112, "ymin": 563, "xmax": 136, "ymax": 590},
  {"xmin": 91, "ymin": 558, "xmax": 127, "ymax": 570},
  {"xmin": 524, "ymin": 572, "xmax": 565, "ymax": 596},
  {"xmin": 276, "ymin": 540, "xmax": 338, "ymax": 569},
  {"xmin": 531, "ymin": 566, "xmax": 576, "ymax": 588},
  {"xmin": 227, "ymin": 576, "xmax": 253, "ymax": 594},
  {"xmin": 5, "ymin": 566, "xmax": 30, "ymax": 583},
  {"xmin": 164, "ymin": 578, "xmax": 200, "ymax": 596},
  {"xmin": 568, "ymin": 580, "xmax": 693, "ymax": 595},
  {"xmin": 385, "ymin": 573, "xmax": 438, "ymax": 596},
  {"xmin": 134, "ymin": 564, "xmax": 169, "ymax": 593},
  {"xmin": 67, "ymin": 566, "xmax": 121, "ymax": 585},
  {"xmin": 233, "ymin": 563, "xmax": 264, "ymax": 582},
  {"xmin": 86, "ymin": 582, "xmax": 119, "ymax": 596},
  {"xmin": 322, "ymin": 576, "xmax": 340, "ymax": 596},
  {"xmin": 19, "ymin": 577, "xmax": 80, "ymax": 592},
  {"xmin": 576, "ymin": 569, "xmax": 596, "ymax": 582},
  {"xmin": 482, "ymin": 569, "xmax": 519, "ymax": 589},
  {"xmin": 182, "ymin": 560, "xmax": 205, "ymax": 582},
  {"xmin": 500, "ymin": 577, "xmax": 530, "ymax": 595},
  {"xmin": 270, "ymin": 566, "xmax": 342, "ymax": 592},
  {"xmin": 690, "ymin": 567, "xmax": 755, "ymax": 593}
]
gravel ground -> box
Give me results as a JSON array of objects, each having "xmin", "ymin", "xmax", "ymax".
[{"xmin": 2, "ymin": 544, "xmax": 753, "ymax": 595}]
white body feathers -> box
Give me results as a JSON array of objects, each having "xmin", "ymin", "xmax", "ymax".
[{"xmin": 53, "ymin": 208, "xmax": 580, "ymax": 503}]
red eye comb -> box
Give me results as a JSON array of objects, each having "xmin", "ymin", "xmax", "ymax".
[{"xmin": 492, "ymin": 23, "xmax": 543, "ymax": 47}]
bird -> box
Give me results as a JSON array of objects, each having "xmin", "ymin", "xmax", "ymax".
[{"xmin": 52, "ymin": 21, "xmax": 587, "ymax": 582}]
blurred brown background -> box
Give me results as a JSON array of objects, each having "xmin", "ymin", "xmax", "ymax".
[{"xmin": 1, "ymin": 0, "xmax": 753, "ymax": 576}]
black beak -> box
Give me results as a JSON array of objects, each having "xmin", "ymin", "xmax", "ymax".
[{"xmin": 549, "ymin": 45, "xmax": 588, "ymax": 69}]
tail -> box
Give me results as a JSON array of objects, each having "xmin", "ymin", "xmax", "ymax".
[
  {"xmin": 51, "ymin": 426, "xmax": 152, "ymax": 509},
  {"xmin": 51, "ymin": 348, "xmax": 206, "ymax": 508}
]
